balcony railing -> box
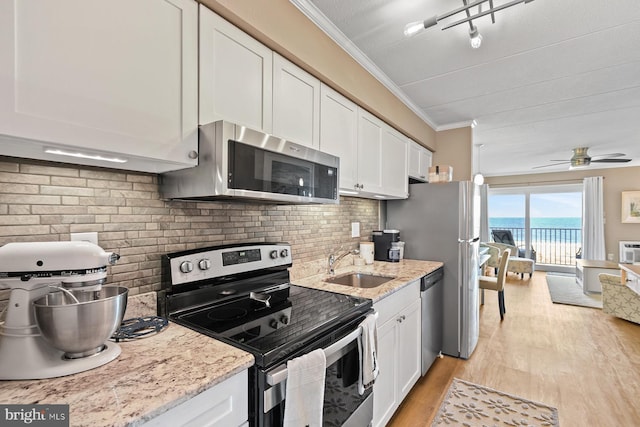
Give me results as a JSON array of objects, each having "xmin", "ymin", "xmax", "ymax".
[{"xmin": 489, "ymin": 227, "xmax": 581, "ymax": 266}]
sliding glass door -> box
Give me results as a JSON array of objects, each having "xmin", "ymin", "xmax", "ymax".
[{"xmin": 488, "ymin": 184, "xmax": 582, "ymax": 272}]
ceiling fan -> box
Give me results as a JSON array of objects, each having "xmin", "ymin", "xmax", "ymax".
[{"xmin": 533, "ymin": 147, "xmax": 632, "ymax": 169}]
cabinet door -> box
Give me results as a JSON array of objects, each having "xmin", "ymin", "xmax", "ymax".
[
  {"xmin": 273, "ymin": 53, "xmax": 320, "ymax": 148},
  {"xmin": 141, "ymin": 370, "xmax": 248, "ymax": 427},
  {"xmin": 372, "ymin": 317, "xmax": 398, "ymax": 427},
  {"xmin": 319, "ymin": 84, "xmax": 358, "ymax": 192},
  {"xmin": 357, "ymin": 109, "xmax": 384, "ymax": 195},
  {"xmin": 408, "ymin": 141, "xmax": 422, "ymax": 179},
  {"xmin": 396, "ymin": 299, "xmax": 422, "ymax": 401},
  {"xmin": 381, "ymin": 126, "xmax": 408, "ymax": 198},
  {"xmin": 0, "ymin": 0, "xmax": 198, "ymax": 173},
  {"xmin": 408, "ymin": 140, "xmax": 432, "ymax": 182},
  {"xmin": 199, "ymin": 5, "xmax": 272, "ymax": 132}
]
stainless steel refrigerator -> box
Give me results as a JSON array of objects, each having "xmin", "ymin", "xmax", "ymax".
[{"xmin": 387, "ymin": 181, "xmax": 481, "ymax": 359}]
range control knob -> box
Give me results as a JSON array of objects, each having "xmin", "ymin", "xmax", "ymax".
[
  {"xmin": 269, "ymin": 319, "xmax": 280, "ymax": 329},
  {"xmin": 280, "ymin": 249, "xmax": 289, "ymax": 258},
  {"xmin": 198, "ymin": 259, "xmax": 211, "ymax": 270},
  {"xmin": 179, "ymin": 261, "xmax": 194, "ymax": 273},
  {"xmin": 280, "ymin": 315, "xmax": 289, "ymax": 325},
  {"xmin": 269, "ymin": 250, "xmax": 278, "ymax": 259}
]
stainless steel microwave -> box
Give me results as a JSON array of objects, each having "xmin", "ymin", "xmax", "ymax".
[{"xmin": 161, "ymin": 121, "xmax": 339, "ymax": 204}]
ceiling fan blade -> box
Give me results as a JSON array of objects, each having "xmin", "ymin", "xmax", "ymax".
[
  {"xmin": 532, "ymin": 161, "xmax": 571, "ymax": 169},
  {"xmin": 590, "ymin": 153, "xmax": 625, "ymax": 160},
  {"xmin": 591, "ymin": 158, "xmax": 632, "ymax": 163}
]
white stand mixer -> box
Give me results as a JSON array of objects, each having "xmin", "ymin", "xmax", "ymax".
[{"xmin": 0, "ymin": 241, "xmax": 124, "ymax": 380}]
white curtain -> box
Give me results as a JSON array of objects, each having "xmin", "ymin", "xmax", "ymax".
[
  {"xmin": 582, "ymin": 176, "xmax": 605, "ymax": 260},
  {"xmin": 480, "ymin": 184, "xmax": 490, "ymax": 242}
]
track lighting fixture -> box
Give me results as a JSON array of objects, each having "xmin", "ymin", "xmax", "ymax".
[
  {"xmin": 404, "ymin": 0, "xmax": 535, "ymax": 48},
  {"xmin": 469, "ymin": 26, "xmax": 482, "ymax": 48}
]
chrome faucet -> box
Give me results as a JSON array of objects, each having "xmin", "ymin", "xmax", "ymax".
[{"xmin": 327, "ymin": 249, "xmax": 359, "ymax": 275}]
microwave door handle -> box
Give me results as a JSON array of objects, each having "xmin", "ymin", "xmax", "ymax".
[{"xmin": 266, "ymin": 327, "xmax": 362, "ymax": 387}]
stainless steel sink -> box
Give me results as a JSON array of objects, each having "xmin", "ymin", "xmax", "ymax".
[{"xmin": 325, "ymin": 273, "xmax": 395, "ymax": 288}]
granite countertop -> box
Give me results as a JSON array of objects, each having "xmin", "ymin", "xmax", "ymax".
[
  {"xmin": 292, "ymin": 259, "xmax": 443, "ymax": 302},
  {"xmin": 0, "ymin": 296, "xmax": 254, "ymax": 427}
]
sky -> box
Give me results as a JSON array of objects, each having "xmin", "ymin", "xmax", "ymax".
[{"xmin": 489, "ymin": 192, "xmax": 582, "ymax": 218}]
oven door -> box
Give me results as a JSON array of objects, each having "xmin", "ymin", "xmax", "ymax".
[{"xmin": 257, "ymin": 316, "xmax": 374, "ymax": 427}]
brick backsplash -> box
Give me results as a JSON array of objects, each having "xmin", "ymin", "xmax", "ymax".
[{"xmin": 0, "ymin": 157, "xmax": 380, "ymax": 303}]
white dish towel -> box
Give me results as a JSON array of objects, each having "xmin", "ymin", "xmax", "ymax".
[
  {"xmin": 283, "ymin": 348, "xmax": 326, "ymax": 427},
  {"xmin": 358, "ymin": 313, "xmax": 379, "ymax": 395}
]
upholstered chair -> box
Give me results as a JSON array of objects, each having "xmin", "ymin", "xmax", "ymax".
[
  {"xmin": 482, "ymin": 242, "xmax": 534, "ymax": 279},
  {"xmin": 600, "ymin": 273, "xmax": 640, "ymax": 325}
]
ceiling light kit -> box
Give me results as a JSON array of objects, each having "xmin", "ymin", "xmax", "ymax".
[{"xmin": 404, "ymin": 0, "xmax": 536, "ymax": 48}]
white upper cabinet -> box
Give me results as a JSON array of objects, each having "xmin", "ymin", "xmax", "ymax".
[
  {"xmin": 319, "ymin": 84, "xmax": 359, "ymax": 191},
  {"xmin": 408, "ymin": 140, "xmax": 432, "ymax": 182},
  {"xmin": 0, "ymin": 0, "xmax": 198, "ymax": 173},
  {"xmin": 357, "ymin": 109, "xmax": 385, "ymax": 196},
  {"xmin": 321, "ymin": 89, "xmax": 409, "ymax": 199},
  {"xmin": 199, "ymin": 5, "xmax": 272, "ymax": 133},
  {"xmin": 381, "ymin": 127, "xmax": 408, "ymax": 198},
  {"xmin": 273, "ymin": 53, "xmax": 320, "ymax": 148}
]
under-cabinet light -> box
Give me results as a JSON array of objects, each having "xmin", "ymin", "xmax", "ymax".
[{"xmin": 45, "ymin": 148, "xmax": 127, "ymax": 164}]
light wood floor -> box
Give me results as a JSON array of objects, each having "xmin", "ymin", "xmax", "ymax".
[{"xmin": 388, "ymin": 271, "xmax": 640, "ymax": 426}]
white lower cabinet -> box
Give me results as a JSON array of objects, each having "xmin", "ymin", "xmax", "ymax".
[
  {"xmin": 142, "ymin": 370, "xmax": 248, "ymax": 427},
  {"xmin": 372, "ymin": 281, "xmax": 421, "ymax": 427}
]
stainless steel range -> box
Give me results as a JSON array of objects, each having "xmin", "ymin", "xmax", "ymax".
[{"xmin": 159, "ymin": 242, "xmax": 374, "ymax": 427}]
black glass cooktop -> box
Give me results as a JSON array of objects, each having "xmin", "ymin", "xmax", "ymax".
[{"xmin": 174, "ymin": 285, "xmax": 372, "ymax": 368}]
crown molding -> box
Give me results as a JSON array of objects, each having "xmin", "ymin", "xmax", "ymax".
[
  {"xmin": 290, "ymin": 0, "xmax": 437, "ymax": 130},
  {"xmin": 436, "ymin": 120, "xmax": 475, "ymax": 131}
]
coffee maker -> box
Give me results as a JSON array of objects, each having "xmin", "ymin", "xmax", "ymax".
[{"xmin": 372, "ymin": 230, "xmax": 401, "ymax": 262}]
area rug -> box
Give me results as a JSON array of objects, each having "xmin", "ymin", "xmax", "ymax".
[
  {"xmin": 546, "ymin": 274, "xmax": 602, "ymax": 309},
  {"xmin": 432, "ymin": 378, "xmax": 559, "ymax": 426}
]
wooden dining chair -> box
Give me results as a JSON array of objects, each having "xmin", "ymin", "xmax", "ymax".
[{"xmin": 479, "ymin": 250, "xmax": 509, "ymax": 320}]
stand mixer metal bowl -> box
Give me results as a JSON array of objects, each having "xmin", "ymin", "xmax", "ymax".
[{"xmin": 33, "ymin": 286, "xmax": 128, "ymax": 359}]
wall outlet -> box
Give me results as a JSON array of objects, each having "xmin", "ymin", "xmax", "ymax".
[
  {"xmin": 607, "ymin": 253, "xmax": 614, "ymax": 261},
  {"xmin": 71, "ymin": 232, "xmax": 98, "ymax": 245},
  {"xmin": 351, "ymin": 222, "xmax": 360, "ymax": 238}
]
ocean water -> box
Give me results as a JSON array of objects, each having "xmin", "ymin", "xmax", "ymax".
[
  {"xmin": 489, "ymin": 217, "xmax": 581, "ymax": 243},
  {"xmin": 489, "ymin": 217, "xmax": 581, "ymax": 229}
]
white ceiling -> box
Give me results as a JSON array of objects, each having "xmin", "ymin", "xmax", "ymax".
[{"xmin": 293, "ymin": 0, "xmax": 640, "ymax": 177}]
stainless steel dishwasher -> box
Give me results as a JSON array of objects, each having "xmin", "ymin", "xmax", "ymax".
[{"xmin": 421, "ymin": 267, "xmax": 444, "ymax": 375}]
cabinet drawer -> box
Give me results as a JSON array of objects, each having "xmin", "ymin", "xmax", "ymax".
[{"xmin": 375, "ymin": 280, "xmax": 420, "ymax": 326}]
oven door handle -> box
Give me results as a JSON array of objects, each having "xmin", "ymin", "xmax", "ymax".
[{"xmin": 266, "ymin": 311, "xmax": 377, "ymax": 387}]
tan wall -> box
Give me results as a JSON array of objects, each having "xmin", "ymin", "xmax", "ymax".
[
  {"xmin": 485, "ymin": 166, "xmax": 640, "ymax": 262},
  {"xmin": 433, "ymin": 127, "xmax": 473, "ymax": 181},
  {"xmin": 198, "ymin": 0, "xmax": 437, "ymax": 151},
  {"xmin": 0, "ymin": 157, "xmax": 379, "ymax": 306}
]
